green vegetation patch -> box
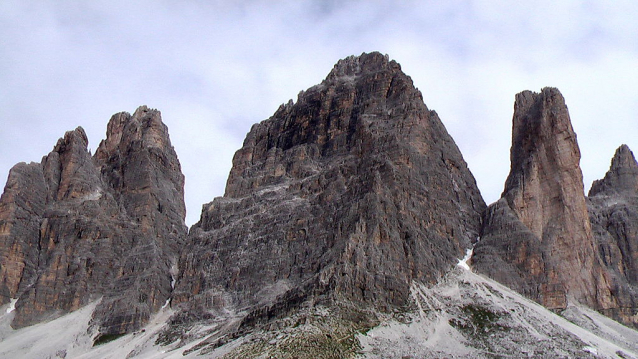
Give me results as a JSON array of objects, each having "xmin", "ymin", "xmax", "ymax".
[
  {"xmin": 449, "ymin": 304, "xmax": 509, "ymax": 336},
  {"xmin": 219, "ymin": 304, "xmax": 379, "ymax": 359}
]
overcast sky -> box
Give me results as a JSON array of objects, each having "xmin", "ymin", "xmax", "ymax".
[{"xmin": 1, "ymin": 1, "xmax": 637, "ymax": 225}]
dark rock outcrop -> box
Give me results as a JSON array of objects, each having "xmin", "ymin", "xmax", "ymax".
[
  {"xmin": 173, "ymin": 52, "xmax": 485, "ymax": 329},
  {"xmin": 472, "ymin": 88, "xmax": 614, "ymax": 310},
  {"xmin": 0, "ymin": 107, "xmax": 187, "ymax": 336},
  {"xmin": 588, "ymin": 145, "xmax": 638, "ymax": 327}
]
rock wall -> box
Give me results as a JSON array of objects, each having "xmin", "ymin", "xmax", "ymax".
[
  {"xmin": 472, "ymin": 88, "xmax": 613, "ymax": 310},
  {"xmin": 174, "ymin": 52, "xmax": 485, "ymax": 325},
  {"xmin": 588, "ymin": 145, "xmax": 638, "ymax": 327},
  {"xmin": 0, "ymin": 107, "xmax": 187, "ymax": 337},
  {"xmin": 2, "ymin": 53, "xmax": 636, "ymax": 341}
]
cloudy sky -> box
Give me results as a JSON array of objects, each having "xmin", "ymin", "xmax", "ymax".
[{"xmin": 1, "ymin": 1, "xmax": 637, "ymax": 225}]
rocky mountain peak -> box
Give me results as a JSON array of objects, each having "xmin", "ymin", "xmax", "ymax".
[
  {"xmin": 0, "ymin": 107, "xmax": 186, "ymax": 337},
  {"xmin": 224, "ymin": 52, "xmax": 428, "ymax": 199},
  {"xmin": 58, "ymin": 126, "xmax": 89, "ymax": 149},
  {"xmin": 587, "ymin": 144, "xmax": 638, "ymax": 327},
  {"xmin": 505, "ymin": 87, "xmax": 580, "ymax": 219},
  {"xmin": 173, "ymin": 53, "xmax": 485, "ymax": 341},
  {"xmin": 325, "ymin": 52, "xmax": 396, "ymax": 80},
  {"xmin": 2, "ymin": 53, "xmax": 638, "ymax": 355},
  {"xmin": 473, "ymin": 87, "xmax": 613, "ymax": 310},
  {"xmin": 95, "ymin": 106, "xmax": 172, "ymax": 162},
  {"xmin": 43, "ymin": 126, "xmax": 100, "ymax": 203},
  {"xmin": 589, "ymin": 144, "xmax": 638, "ymax": 197}
]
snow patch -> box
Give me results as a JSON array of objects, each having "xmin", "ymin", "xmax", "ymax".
[
  {"xmin": 6, "ymin": 298, "xmax": 17, "ymax": 313},
  {"xmin": 0, "ymin": 301, "xmax": 98, "ymax": 358},
  {"xmin": 456, "ymin": 248, "xmax": 473, "ymax": 271}
]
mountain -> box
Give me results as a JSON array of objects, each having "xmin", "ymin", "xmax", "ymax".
[
  {"xmin": 169, "ymin": 51, "xmax": 485, "ymax": 351},
  {"xmin": 0, "ymin": 107, "xmax": 187, "ymax": 340},
  {"xmin": 471, "ymin": 88, "xmax": 638, "ymax": 330},
  {"xmin": 588, "ymin": 145, "xmax": 638, "ymax": 327},
  {"xmin": 471, "ymin": 88, "xmax": 614, "ymax": 311},
  {"xmin": 0, "ymin": 52, "xmax": 637, "ymax": 358}
]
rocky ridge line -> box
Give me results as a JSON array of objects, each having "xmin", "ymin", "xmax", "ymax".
[{"xmin": 1, "ymin": 52, "xmax": 637, "ymax": 355}]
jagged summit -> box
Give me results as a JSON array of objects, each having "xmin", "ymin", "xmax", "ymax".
[
  {"xmin": 1, "ymin": 53, "xmax": 638, "ymax": 357},
  {"xmin": 505, "ymin": 87, "xmax": 574, "ymax": 200},
  {"xmin": 0, "ymin": 106, "xmax": 186, "ymax": 338},
  {"xmin": 589, "ymin": 144, "xmax": 638, "ymax": 197},
  {"xmin": 473, "ymin": 87, "xmax": 638, "ymax": 329},
  {"xmin": 173, "ymin": 52, "xmax": 485, "ymax": 341},
  {"xmin": 588, "ymin": 144, "xmax": 638, "ymax": 327},
  {"xmin": 325, "ymin": 52, "xmax": 399, "ymax": 81},
  {"xmin": 223, "ymin": 52, "xmax": 437, "ymax": 199}
]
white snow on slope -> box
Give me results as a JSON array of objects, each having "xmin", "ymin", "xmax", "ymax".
[
  {"xmin": 0, "ymin": 300, "xmax": 203, "ymax": 359},
  {"xmin": 5, "ymin": 298, "xmax": 17, "ymax": 314},
  {"xmin": 457, "ymin": 248, "xmax": 473, "ymax": 271}
]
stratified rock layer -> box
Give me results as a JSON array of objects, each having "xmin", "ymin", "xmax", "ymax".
[
  {"xmin": 588, "ymin": 145, "xmax": 638, "ymax": 327},
  {"xmin": 473, "ymin": 88, "xmax": 613, "ymax": 310},
  {"xmin": 174, "ymin": 52, "xmax": 485, "ymax": 326},
  {"xmin": 0, "ymin": 107, "xmax": 186, "ymax": 336}
]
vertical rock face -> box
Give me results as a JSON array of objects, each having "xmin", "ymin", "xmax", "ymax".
[
  {"xmin": 174, "ymin": 52, "xmax": 485, "ymax": 324},
  {"xmin": 0, "ymin": 163, "xmax": 46, "ymax": 306},
  {"xmin": 588, "ymin": 145, "xmax": 638, "ymax": 327},
  {"xmin": 0, "ymin": 107, "xmax": 186, "ymax": 336},
  {"xmin": 472, "ymin": 88, "xmax": 613, "ymax": 310}
]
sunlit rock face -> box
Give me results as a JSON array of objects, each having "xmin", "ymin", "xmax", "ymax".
[
  {"xmin": 588, "ymin": 145, "xmax": 638, "ymax": 328},
  {"xmin": 174, "ymin": 52, "xmax": 485, "ymax": 326},
  {"xmin": 473, "ymin": 88, "xmax": 614, "ymax": 311},
  {"xmin": 0, "ymin": 107, "xmax": 187, "ymax": 337}
]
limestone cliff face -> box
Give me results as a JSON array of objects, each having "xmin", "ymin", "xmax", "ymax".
[
  {"xmin": 0, "ymin": 107, "xmax": 186, "ymax": 337},
  {"xmin": 174, "ymin": 52, "xmax": 485, "ymax": 325},
  {"xmin": 588, "ymin": 145, "xmax": 638, "ymax": 327},
  {"xmin": 472, "ymin": 88, "xmax": 613, "ymax": 310}
]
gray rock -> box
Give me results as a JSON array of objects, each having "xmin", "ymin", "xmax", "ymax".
[
  {"xmin": 473, "ymin": 88, "xmax": 614, "ymax": 311},
  {"xmin": 588, "ymin": 145, "xmax": 638, "ymax": 327},
  {"xmin": 589, "ymin": 144, "xmax": 638, "ymax": 197},
  {"xmin": 0, "ymin": 107, "xmax": 187, "ymax": 338},
  {"xmin": 173, "ymin": 52, "xmax": 485, "ymax": 337}
]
